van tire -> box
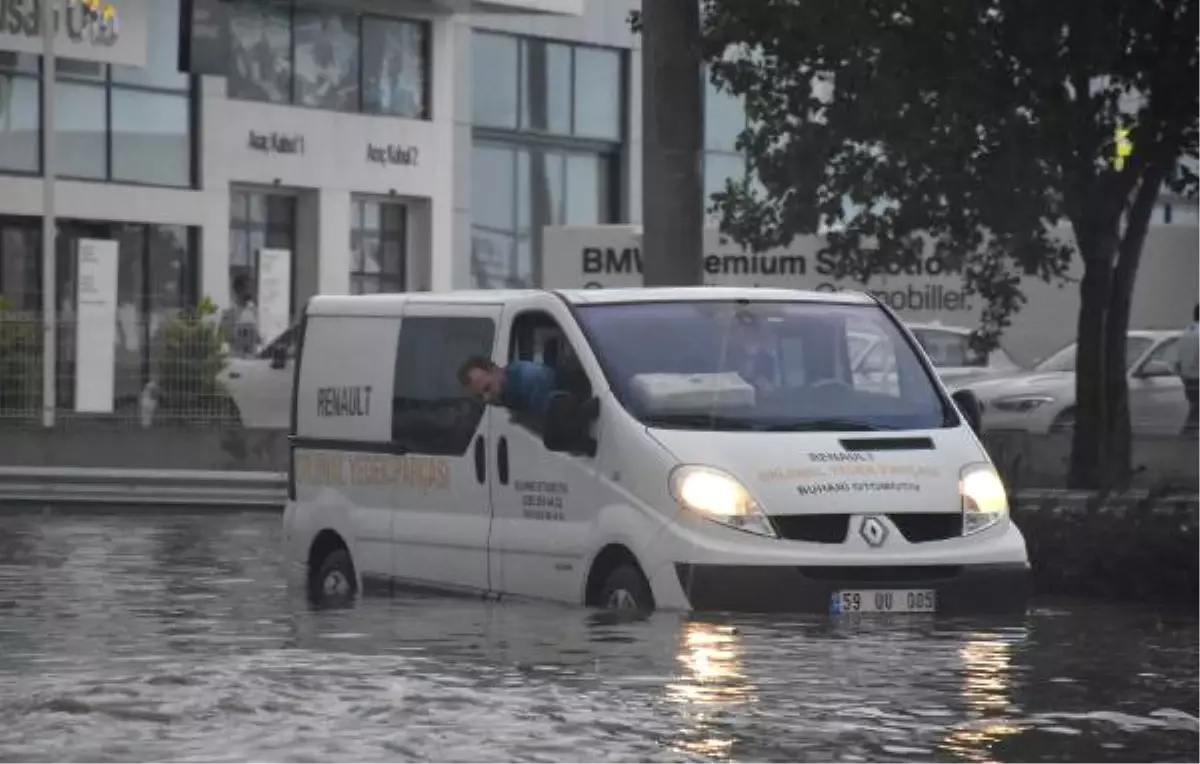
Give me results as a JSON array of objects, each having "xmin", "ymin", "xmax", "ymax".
[
  {"xmin": 598, "ymin": 563, "xmax": 654, "ymax": 612},
  {"xmin": 309, "ymin": 548, "xmax": 357, "ymax": 607}
]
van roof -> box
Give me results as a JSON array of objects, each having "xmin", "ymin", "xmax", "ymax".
[{"xmin": 305, "ymin": 287, "xmax": 876, "ymax": 316}]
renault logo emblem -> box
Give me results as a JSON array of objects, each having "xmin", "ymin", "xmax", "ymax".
[{"xmin": 859, "ymin": 516, "xmax": 888, "ymax": 547}]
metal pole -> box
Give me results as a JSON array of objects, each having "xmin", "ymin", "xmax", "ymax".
[{"xmin": 41, "ymin": 0, "xmax": 57, "ymax": 428}]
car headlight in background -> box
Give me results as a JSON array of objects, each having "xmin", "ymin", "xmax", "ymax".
[
  {"xmin": 991, "ymin": 395, "xmax": 1054, "ymax": 413},
  {"xmin": 959, "ymin": 463, "xmax": 1009, "ymax": 535},
  {"xmin": 669, "ymin": 465, "xmax": 776, "ymax": 538}
]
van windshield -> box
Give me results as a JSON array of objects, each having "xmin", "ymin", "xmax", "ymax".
[{"xmin": 575, "ymin": 300, "xmax": 956, "ymax": 432}]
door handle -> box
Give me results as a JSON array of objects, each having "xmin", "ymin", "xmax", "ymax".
[
  {"xmin": 497, "ymin": 436, "xmax": 509, "ymax": 485},
  {"xmin": 228, "ymin": 371, "xmax": 241, "ymax": 379},
  {"xmin": 473, "ymin": 434, "xmax": 486, "ymax": 484}
]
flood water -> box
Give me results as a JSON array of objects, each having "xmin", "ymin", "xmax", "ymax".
[{"xmin": 0, "ymin": 511, "xmax": 1195, "ymax": 763}]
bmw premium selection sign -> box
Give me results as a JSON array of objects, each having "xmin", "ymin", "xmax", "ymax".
[
  {"xmin": 0, "ymin": 0, "xmax": 148, "ymax": 67},
  {"xmin": 74, "ymin": 238, "xmax": 119, "ymax": 413}
]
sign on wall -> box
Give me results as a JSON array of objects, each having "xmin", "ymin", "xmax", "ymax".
[
  {"xmin": 257, "ymin": 247, "xmax": 291, "ymax": 346},
  {"xmin": 74, "ymin": 238, "xmax": 119, "ymax": 413},
  {"xmin": 0, "ymin": 0, "xmax": 148, "ymax": 67},
  {"xmin": 542, "ymin": 226, "xmax": 979, "ymax": 316}
]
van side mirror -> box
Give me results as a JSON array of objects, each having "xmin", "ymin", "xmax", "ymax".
[
  {"xmin": 1137, "ymin": 359, "xmax": 1174, "ymax": 378},
  {"xmin": 543, "ymin": 391, "xmax": 599, "ymax": 457},
  {"xmin": 951, "ymin": 389, "xmax": 982, "ymax": 435}
]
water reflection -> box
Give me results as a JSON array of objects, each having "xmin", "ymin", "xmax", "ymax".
[
  {"xmin": 940, "ymin": 634, "xmax": 1023, "ymax": 761},
  {"xmin": 665, "ymin": 621, "xmax": 755, "ymax": 758}
]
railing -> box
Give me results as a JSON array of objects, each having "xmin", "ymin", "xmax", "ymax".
[
  {"xmin": 0, "ymin": 467, "xmax": 285, "ymax": 509},
  {"xmin": 0, "ymin": 310, "xmax": 242, "ymax": 428}
]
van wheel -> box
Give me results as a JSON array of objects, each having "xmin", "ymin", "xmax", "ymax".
[
  {"xmin": 598, "ymin": 563, "xmax": 654, "ymax": 612},
  {"xmin": 309, "ymin": 548, "xmax": 357, "ymax": 607}
]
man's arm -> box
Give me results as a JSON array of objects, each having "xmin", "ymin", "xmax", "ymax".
[{"xmin": 525, "ymin": 362, "xmax": 559, "ymax": 416}]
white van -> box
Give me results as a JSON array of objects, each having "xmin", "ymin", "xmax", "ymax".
[{"xmin": 282, "ymin": 287, "xmax": 1031, "ymax": 615}]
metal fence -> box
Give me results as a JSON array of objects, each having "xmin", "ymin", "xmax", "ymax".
[{"xmin": 0, "ymin": 310, "xmax": 240, "ymax": 428}]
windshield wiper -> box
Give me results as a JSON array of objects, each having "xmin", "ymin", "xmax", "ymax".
[
  {"xmin": 760, "ymin": 419, "xmax": 896, "ymax": 432},
  {"xmin": 642, "ymin": 413, "xmax": 759, "ymax": 431}
]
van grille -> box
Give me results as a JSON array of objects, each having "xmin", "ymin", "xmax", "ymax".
[
  {"xmin": 771, "ymin": 514, "xmax": 850, "ymax": 544},
  {"xmin": 888, "ymin": 513, "xmax": 963, "ymax": 543},
  {"xmin": 771, "ymin": 513, "xmax": 963, "ymax": 544}
]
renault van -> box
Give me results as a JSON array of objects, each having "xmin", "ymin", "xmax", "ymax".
[{"xmin": 282, "ymin": 287, "xmax": 1030, "ymax": 615}]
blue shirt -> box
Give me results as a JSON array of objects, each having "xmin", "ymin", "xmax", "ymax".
[{"xmin": 503, "ymin": 361, "xmax": 558, "ymax": 416}]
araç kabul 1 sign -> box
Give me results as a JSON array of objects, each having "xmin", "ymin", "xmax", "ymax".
[{"xmin": 0, "ymin": 0, "xmax": 147, "ymax": 67}]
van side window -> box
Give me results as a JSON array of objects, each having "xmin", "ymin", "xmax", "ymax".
[
  {"xmin": 393, "ymin": 316, "xmax": 494, "ymax": 455},
  {"xmin": 507, "ymin": 311, "xmax": 594, "ymax": 434}
]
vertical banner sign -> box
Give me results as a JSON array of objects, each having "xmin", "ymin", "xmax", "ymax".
[
  {"xmin": 257, "ymin": 248, "xmax": 291, "ymax": 345},
  {"xmin": 74, "ymin": 238, "xmax": 119, "ymax": 413}
]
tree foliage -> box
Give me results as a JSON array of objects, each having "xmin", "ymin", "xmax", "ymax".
[{"xmin": 695, "ymin": 0, "xmax": 1197, "ymax": 488}]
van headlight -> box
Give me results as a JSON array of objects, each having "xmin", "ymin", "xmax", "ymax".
[
  {"xmin": 959, "ymin": 463, "xmax": 1008, "ymax": 535},
  {"xmin": 669, "ymin": 465, "xmax": 776, "ymax": 538}
]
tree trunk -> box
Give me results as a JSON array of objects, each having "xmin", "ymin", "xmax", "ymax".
[
  {"xmin": 640, "ymin": 0, "xmax": 705, "ymax": 286},
  {"xmin": 1068, "ymin": 222, "xmax": 1118, "ymax": 489},
  {"xmin": 1103, "ymin": 165, "xmax": 1169, "ymax": 488}
]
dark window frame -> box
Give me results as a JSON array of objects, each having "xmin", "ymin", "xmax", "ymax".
[
  {"xmin": 350, "ymin": 198, "xmax": 408, "ymax": 294},
  {"xmin": 215, "ymin": 0, "xmax": 433, "ymax": 120},
  {"xmin": 0, "ymin": 66, "xmax": 42, "ymax": 177},
  {"xmin": 469, "ymin": 32, "xmax": 626, "ymax": 289},
  {"xmin": 229, "ymin": 188, "xmax": 298, "ymax": 330},
  {"xmin": 20, "ymin": 57, "xmax": 195, "ymax": 189}
]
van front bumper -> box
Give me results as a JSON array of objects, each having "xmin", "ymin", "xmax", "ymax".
[{"xmin": 673, "ymin": 561, "xmax": 1031, "ymax": 615}]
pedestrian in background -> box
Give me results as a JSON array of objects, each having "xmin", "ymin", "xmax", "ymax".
[
  {"xmin": 221, "ymin": 274, "xmax": 261, "ymax": 359},
  {"xmin": 1174, "ymin": 303, "xmax": 1199, "ymax": 434}
]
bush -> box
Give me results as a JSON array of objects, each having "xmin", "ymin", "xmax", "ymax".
[
  {"xmin": 0, "ymin": 298, "xmax": 41, "ymax": 415},
  {"xmin": 155, "ymin": 297, "xmax": 232, "ymax": 421}
]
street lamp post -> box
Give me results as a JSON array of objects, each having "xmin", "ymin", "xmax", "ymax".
[{"xmin": 41, "ymin": 0, "xmax": 57, "ymax": 428}]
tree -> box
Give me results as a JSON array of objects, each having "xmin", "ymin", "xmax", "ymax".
[
  {"xmin": 698, "ymin": 0, "xmax": 1198, "ymax": 489},
  {"xmin": 638, "ymin": 0, "xmax": 706, "ymax": 286}
]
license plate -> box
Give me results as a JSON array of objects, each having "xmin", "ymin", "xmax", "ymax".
[{"xmin": 830, "ymin": 589, "xmax": 937, "ymax": 615}]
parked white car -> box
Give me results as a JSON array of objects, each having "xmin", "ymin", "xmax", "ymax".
[
  {"xmin": 850, "ymin": 322, "xmax": 1022, "ymax": 387},
  {"xmin": 956, "ymin": 330, "xmax": 1185, "ymax": 434},
  {"xmin": 218, "ymin": 325, "xmax": 298, "ymax": 429}
]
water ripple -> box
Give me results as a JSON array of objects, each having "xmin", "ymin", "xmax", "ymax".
[{"xmin": 0, "ymin": 511, "xmax": 1194, "ymax": 762}]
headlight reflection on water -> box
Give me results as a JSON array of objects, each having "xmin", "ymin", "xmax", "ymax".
[
  {"xmin": 938, "ymin": 632, "xmax": 1027, "ymax": 762},
  {"xmin": 663, "ymin": 620, "xmax": 757, "ymax": 758}
]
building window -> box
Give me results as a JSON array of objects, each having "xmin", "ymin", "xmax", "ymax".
[
  {"xmin": 362, "ymin": 16, "xmax": 429, "ymax": 119},
  {"xmin": 292, "ymin": 8, "xmax": 359, "ymax": 110},
  {"xmin": 470, "ymin": 33, "xmax": 624, "ymax": 288},
  {"xmin": 227, "ymin": 1, "xmax": 293, "ymax": 103},
  {"xmin": 1, "ymin": 2, "xmax": 194, "ymax": 187},
  {"xmin": 0, "ymin": 53, "xmax": 39, "ymax": 174},
  {"xmin": 189, "ymin": 0, "xmax": 431, "ymax": 119},
  {"xmin": 229, "ymin": 189, "xmax": 296, "ymax": 324},
  {"xmin": 0, "ymin": 215, "xmax": 197, "ymax": 415},
  {"xmin": 350, "ymin": 199, "xmax": 407, "ymax": 294}
]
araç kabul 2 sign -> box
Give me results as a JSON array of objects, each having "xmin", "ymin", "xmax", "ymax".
[{"xmin": 0, "ymin": 0, "xmax": 147, "ymax": 67}]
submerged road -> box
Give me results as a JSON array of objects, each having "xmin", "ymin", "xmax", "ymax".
[{"xmin": 0, "ymin": 511, "xmax": 1195, "ymax": 762}]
